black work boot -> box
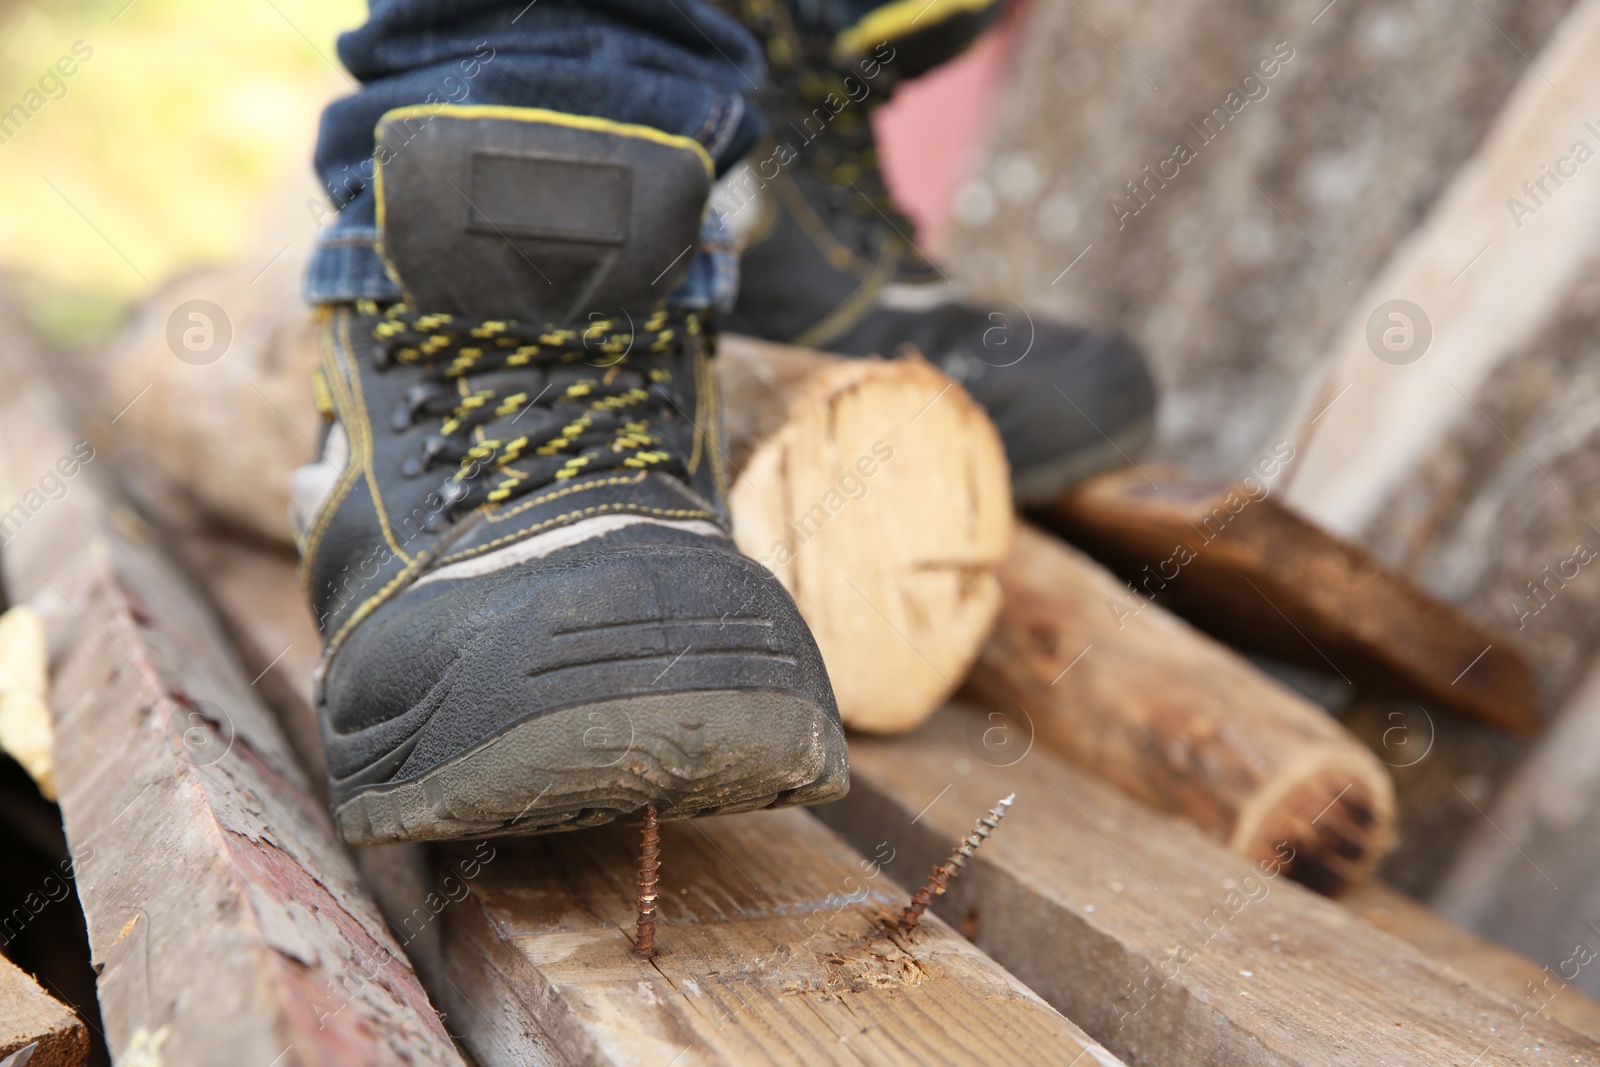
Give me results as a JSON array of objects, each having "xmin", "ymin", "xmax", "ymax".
[
  {"xmin": 293, "ymin": 107, "xmax": 847, "ymax": 844},
  {"xmin": 717, "ymin": 0, "xmax": 1158, "ymax": 503}
]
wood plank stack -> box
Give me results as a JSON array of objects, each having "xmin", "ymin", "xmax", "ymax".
[
  {"xmin": 0, "ymin": 343, "xmax": 464, "ymax": 1066},
  {"xmin": 821, "ymin": 708, "xmax": 1599, "ymax": 1066},
  {"xmin": 945, "ymin": 0, "xmax": 1574, "ymax": 479},
  {"xmin": 1273, "ymin": 0, "xmax": 1600, "ymax": 904},
  {"xmin": 176, "ymin": 532, "xmax": 1600, "ymax": 1066},
  {"xmin": 13, "ymin": 294, "xmax": 1600, "ymax": 1060}
]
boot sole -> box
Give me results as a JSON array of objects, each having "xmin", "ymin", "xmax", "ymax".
[{"xmin": 332, "ymin": 688, "xmax": 849, "ymax": 845}]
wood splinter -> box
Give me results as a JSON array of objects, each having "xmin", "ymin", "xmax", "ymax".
[
  {"xmin": 634, "ymin": 805, "xmax": 661, "ymax": 959},
  {"xmin": 898, "ymin": 794, "xmax": 1014, "ymax": 932}
]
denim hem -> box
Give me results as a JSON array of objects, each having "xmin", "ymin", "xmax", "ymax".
[{"xmin": 304, "ymin": 209, "xmax": 737, "ymax": 313}]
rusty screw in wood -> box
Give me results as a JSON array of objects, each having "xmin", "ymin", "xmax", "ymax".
[
  {"xmin": 634, "ymin": 805, "xmax": 661, "ymax": 959},
  {"xmin": 898, "ymin": 793, "xmax": 1014, "ymax": 932}
]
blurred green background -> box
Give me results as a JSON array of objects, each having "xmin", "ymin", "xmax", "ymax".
[{"xmin": 0, "ymin": 0, "xmax": 363, "ymax": 344}]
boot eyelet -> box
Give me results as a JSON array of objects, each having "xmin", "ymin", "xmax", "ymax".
[{"xmin": 400, "ymin": 455, "xmax": 425, "ymax": 479}]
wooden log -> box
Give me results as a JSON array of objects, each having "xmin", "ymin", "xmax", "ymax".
[
  {"xmin": 175, "ymin": 537, "xmax": 1123, "ymax": 1067},
  {"xmin": 720, "ymin": 335, "xmax": 1013, "ymax": 733},
  {"xmin": 815, "ymin": 705, "xmax": 1598, "ymax": 1066},
  {"xmin": 1038, "ymin": 466, "xmax": 1538, "ymax": 735},
  {"xmin": 91, "ymin": 240, "xmax": 1013, "ymax": 736},
  {"xmin": 1346, "ymin": 882, "xmax": 1600, "ymax": 1044},
  {"xmin": 967, "ymin": 523, "xmax": 1395, "ymax": 896},
  {"xmin": 0, "ymin": 952, "xmax": 86, "ymax": 1067},
  {"xmin": 0, "ymin": 350, "xmax": 462, "ymax": 1064}
]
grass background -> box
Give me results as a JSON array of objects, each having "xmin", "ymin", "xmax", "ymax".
[{"xmin": 0, "ymin": 0, "xmax": 363, "ymax": 343}]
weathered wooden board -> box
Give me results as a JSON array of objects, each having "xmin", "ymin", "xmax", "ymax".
[
  {"xmin": 817, "ymin": 706, "xmax": 1599, "ymax": 1066},
  {"xmin": 437, "ymin": 811, "xmax": 1123, "ymax": 1067},
  {"xmin": 180, "ymin": 532, "xmax": 1126, "ymax": 1067},
  {"xmin": 1281, "ymin": 0, "xmax": 1600, "ymax": 709},
  {"xmin": 1040, "ymin": 466, "xmax": 1537, "ymax": 734},
  {"xmin": 1280, "ymin": 0, "xmax": 1600, "ymax": 895},
  {"xmin": 969, "ymin": 524, "xmax": 1394, "ymax": 896},
  {"xmin": 0, "ymin": 952, "xmax": 86, "ymax": 1067},
  {"xmin": 1347, "ymin": 883, "xmax": 1600, "ymax": 1043},
  {"xmin": 946, "ymin": 0, "xmax": 1573, "ymax": 479},
  {"xmin": 0, "ymin": 350, "xmax": 462, "ymax": 1064}
]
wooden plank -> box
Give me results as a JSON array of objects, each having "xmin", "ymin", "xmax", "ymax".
[
  {"xmin": 816, "ymin": 705, "xmax": 1598, "ymax": 1066},
  {"xmin": 0, "ymin": 354, "xmax": 462, "ymax": 1063},
  {"xmin": 1347, "ymin": 883, "xmax": 1600, "ymax": 1044},
  {"xmin": 437, "ymin": 811, "xmax": 1122, "ymax": 1067},
  {"xmin": 1277, "ymin": 0, "xmax": 1600, "ymax": 729},
  {"xmin": 182, "ymin": 533, "xmax": 1125, "ymax": 1067},
  {"xmin": 968, "ymin": 524, "xmax": 1395, "ymax": 895},
  {"xmin": 0, "ymin": 952, "xmax": 86, "ymax": 1067},
  {"xmin": 1039, "ymin": 466, "xmax": 1538, "ymax": 734},
  {"xmin": 1273, "ymin": 0, "xmax": 1600, "ymax": 899},
  {"xmin": 947, "ymin": 0, "xmax": 1573, "ymax": 479}
]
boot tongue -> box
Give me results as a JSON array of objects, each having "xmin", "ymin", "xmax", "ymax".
[{"xmin": 373, "ymin": 108, "xmax": 712, "ymax": 325}]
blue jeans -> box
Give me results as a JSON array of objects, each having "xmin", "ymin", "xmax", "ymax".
[{"xmin": 306, "ymin": 0, "xmax": 905, "ymax": 310}]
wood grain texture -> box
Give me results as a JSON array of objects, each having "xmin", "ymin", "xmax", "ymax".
[
  {"xmin": 1347, "ymin": 883, "xmax": 1600, "ymax": 1044},
  {"xmin": 181, "ymin": 537, "xmax": 1121, "ymax": 1067},
  {"xmin": 816, "ymin": 706, "xmax": 1599, "ymax": 1067},
  {"xmin": 967, "ymin": 524, "xmax": 1395, "ymax": 895},
  {"xmin": 0, "ymin": 952, "xmax": 86, "ymax": 1067},
  {"xmin": 1281, "ymin": 0, "xmax": 1600, "ymax": 899},
  {"xmin": 946, "ymin": 0, "xmax": 1572, "ymax": 480},
  {"xmin": 721, "ymin": 335, "xmax": 1013, "ymax": 734},
  {"xmin": 434, "ymin": 809, "xmax": 1122, "ymax": 1067},
  {"xmin": 1040, "ymin": 465, "xmax": 1537, "ymax": 734},
  {"xmin": 0, "ymin": 356, "xmax": 462, "ymax": 1066}
]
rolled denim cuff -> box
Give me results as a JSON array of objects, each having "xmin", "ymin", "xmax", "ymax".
[{"xmin": 304, "ymin": 193, "xmax": 737, "ymax": 314}]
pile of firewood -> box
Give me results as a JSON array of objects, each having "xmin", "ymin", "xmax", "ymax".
[
  {"xmin": 1, "ymin": 266, "xmax": 1596, "ymax": 1065},
  {"xmin": 9, "ymin": 0, "xmax": 1600, "ymax": 1057}
]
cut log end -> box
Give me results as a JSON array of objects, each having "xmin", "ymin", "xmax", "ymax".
[
  {"xmin": 1234, "ymin": 757, "xmax": 1396, "ymax": 898},
  {"xmin": 721, "ymin": 337, "xmax": 1014, "ymax": 735}
]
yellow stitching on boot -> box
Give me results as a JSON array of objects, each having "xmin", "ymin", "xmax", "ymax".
[
  {"xmin": 480, "ymin": 471, "xmax": 647, "ymax": 523},
  {"xmin": 327, "ymin": 556, "xmax": 430, "ymax": 653},
  {"xmin": 311, "ymin": 367, "xmax": 333, "ymax": 418},
  {"xmin": 299, "ymin": 310, "xmax": 367, "ymax": 593},
  {"xmin": 438, "ymin": 502, "xmax": 716, "ymax": 565},
  {"xmin": 374, "ymin": 105, "xmax": 716, "ymax": 177},
  {"xmin": 337, "ymin": 311, "xmax": 415, "ymax": 567},
  {"xmin": 792, "ymin": 240, "xmax": 898, "ymax": 349}
]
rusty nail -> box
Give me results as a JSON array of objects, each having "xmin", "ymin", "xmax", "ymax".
[
  {"xmin": 898, "ymin": 793, "xmax": 1014, "ymax": 932},
  {"xmin": 635, "ymin": 805, "xmax": 661, "ymax": 959}
]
